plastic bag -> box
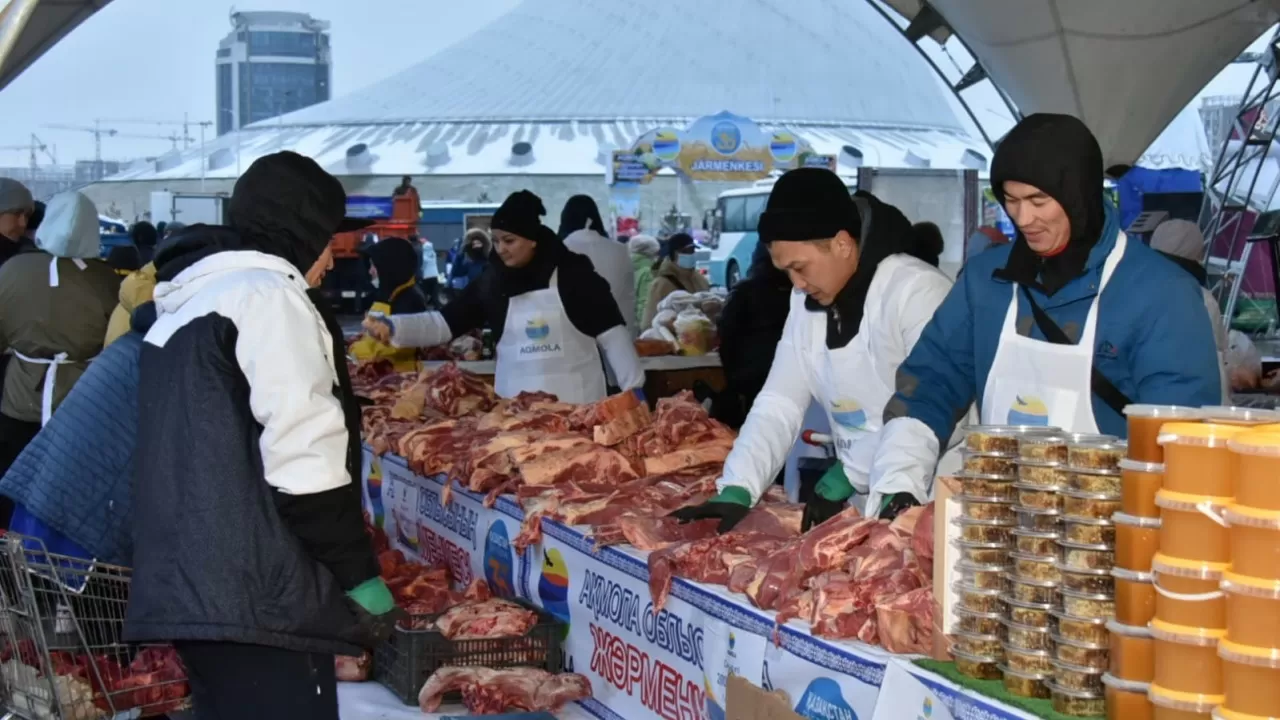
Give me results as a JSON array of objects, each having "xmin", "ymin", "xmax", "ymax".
[
  {"xmin": 652, "ymin": 308, "xmax": 678, "ymax": 333},
  {"xmin": 658, "ymin": 290, "xmax": 699, "ymax": 314},
  {"xmin": 674, "ymin": 309, "xmax": 717, "ymax": 356},
  {"xmin": 1226, "ymin": 330, "xmax": 1262, "ymax": 391},
  {"xmin": 697, "ymin": 293, "xmax": 724, "ymax": 322}
]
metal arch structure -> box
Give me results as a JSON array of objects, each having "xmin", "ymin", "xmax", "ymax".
[{"xmin": 0, "ymin": 0, "xmax": 113, "ymax": 93}]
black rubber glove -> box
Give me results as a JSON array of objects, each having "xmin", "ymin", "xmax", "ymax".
[
  {"xmin": 878, "ymin": 492, "xmax": 920, "ymax": 521},
  {"xmin": 801, "ymin": 495, "xmax": 847, "ymax": 532},
  {"xmin": 340, "ymin": 601, "xmax": 409, "ymax": 649},
  {"xmin": 669, "ymin": 500, "xmax": 751, "ymax": 533}
]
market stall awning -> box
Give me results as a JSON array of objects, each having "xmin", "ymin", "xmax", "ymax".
[
  {"xmin": 882, "ymin": 0, "xmax": 1280, "ymax": 168},
  {"xmin": 0, "ymin": 0, "xmax": 111, "ymax": 93}
]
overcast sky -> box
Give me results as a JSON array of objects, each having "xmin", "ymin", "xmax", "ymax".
[{"xmin": 0, "ymin": 0, "xmax": 521, "ymax": 164}]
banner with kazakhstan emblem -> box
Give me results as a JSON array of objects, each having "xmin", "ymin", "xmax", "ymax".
[{"xmin": 615, "ymin": 111, "xmax": 837, "ymax": 184}]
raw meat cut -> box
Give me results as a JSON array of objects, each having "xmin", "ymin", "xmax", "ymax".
[
  {"xmin": 648, "ymin": 531, "xmax": 790, "ymax": 611},
  {"xmin": 876, "ymin": 586, "xmax": 934, "ymax": 654},
  {"xmin": 418, "ymin": 363, "xmax": 498, "ymax": 417},
  {"xmin": 616, "ymin": 515, "xmax": 720, "ymax": 551},
  {"xmin": 734, "ymin": 502, "xmax": 804, "ymax": 537},
  {"xmin": 518, "ymin": 444, "xmax": 639, "ymax": 487},
  {"xmin": 334, "ymin": 652, "xmax": 371, "ymax": 682},
  {"xmin": 434, "ymin": 598, "xmax": 538, "ymax": 640},
  {"xmin": 418, "ymin": 667, "xmax": 592, "ymax": 714}
]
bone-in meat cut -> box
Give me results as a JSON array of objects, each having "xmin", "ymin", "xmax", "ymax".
[
  {"xmin": 434, "ymin": 598, "xmax": 539, "ymax": 640},
  {"xmin": 418, "ymin": 667, "xmax": 593, "ymax": 713}
]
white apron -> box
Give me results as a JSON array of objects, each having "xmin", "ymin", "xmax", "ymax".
[
  {"xmin": 494, "ymin": 269, "xmax": 607, "ymax": 404},
  {"xmin": 979, "ymin": 233, "xmax": 1127, "ymax": 431}
]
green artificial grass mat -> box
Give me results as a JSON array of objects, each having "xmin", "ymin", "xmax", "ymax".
[{"xmin": 913, "ymin": 659, "xmax": 1102, "ymax": 720}]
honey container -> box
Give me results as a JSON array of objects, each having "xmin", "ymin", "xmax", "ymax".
[
  {"xmin": 1150, "ymin": 619, "xmax": 1225, "ymax": 697},
  {"xmin": 1119, "ymin": 458, "xmax": 1164, "ymax": 518},
  {"xmin": 1156, "ymin": 490, "xmax": 1231, "ymax": 565},
  {"xmin": 1123, "ymin": 405, "xmax": 1201, "ymax": 464},
  {"xmin": 1103, "ymin": 674, "xmax": 1152, "ymax": 720},
  {"xmin": 1112, "ymin": 567, "xmax": 1157, "ymax": 626},
  {"xmin": 1218, "ymin": 639, "xmax": 1280, "ymax": 717},
  {"xmin": 1221, "ymin": 571, "xmax": 1280, "ymax": 649},
  {"xmin": 964, "ymin": 424, "xmax": 1062, "ymax": 454},
  {"xmin": 1158, "ymin": 423, "xmax": 1245, "ymax": 498},
  {"xmin": 1198, "ymin": 406, "xmax": 1280, "ymax": 427},
  {"xmin": 1152, "ymin": 554, "xmax": 1227, "ymax": 630},
  {"xmin": 1108, "ymin": 619, "xmax": 1155, "ymax": 683},
  {"xmin": 1223, "ymin": 505, "xmax": 1280, "ymax": 581},
  {"xmin": 1114, "ymin": 512, "xmax": 1161, "ymax": 571},
  {"xmin": 1227, "ymin": 432, "xmax": 1280, "ymax": 512},
  {"xmin": 1213, "ymin": 707, "xmax": 1279, "ymax": 720},
  {"xmin": 1149, "ymin": 684, "xmax": 1224, "ymax": 720}
]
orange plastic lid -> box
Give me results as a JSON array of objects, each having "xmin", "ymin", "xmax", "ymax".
[
  {"xmin": 1224, "ymin": 504, "xmax": 1280, "ymax": 531},
  {"xmin": 1199, "ymin": 406, "xmax": 1280, "ymax": 425},
  {"xmin": 1149, "ymin": 618, "xmax": 1226, "ymax": 646},
  {"xmin": 1107, "ymin": 619, "xmax": 1153, "ymax": 638},
  {"xmin": 1124, "ymin": 404, "xmax": 1202, "ymax": 420},
  {"xmin": 1152, "ymin": 552, "xmax": 1228, "ymax": 580},
  {"xmin": 1118, "ymin": 458, "xmax": 1165, "ymax": 473},
  {"xmin": 1155, "ymin": 488, "xmax": 1232, "ymax": 513},
  {"xmin": 1228, "ymin": 431, "xmax": 1280, "ymax": 458},
  {"xmin": 1112, "ymin": 512, "xmax": 1161, "ymax": 529},
  {"xmin": 1218, "ymin": 638, "xmax": 1280, "ymax": 669},
  {"xmin": 1148, "ymin": 684, "xmax": 1225, "ymax": 712},
  {"xmin": 1221, "ymin": 570, "xmax": 1280, "ymax": 600},
  {"xmin": 1158, "ymin": 422, "xmax": 1248, "ymax": 448},
  {"xmin": 1214, "ymin": 706, "xmax": 1280, "ymax": 720}
]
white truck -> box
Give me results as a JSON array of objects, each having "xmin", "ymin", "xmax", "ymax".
[{"xmin": 150, "ymin": 191, "xmax": 228, "ymax": 227}]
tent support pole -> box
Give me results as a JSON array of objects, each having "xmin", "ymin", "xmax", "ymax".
[{"xmin": 0, "ymin": 0, "xmax": 41, "ymax": 81}]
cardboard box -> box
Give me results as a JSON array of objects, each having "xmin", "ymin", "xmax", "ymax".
[
  {"xmin": 932, "ymin": 475, "xmax": 961, "ymax": 661},
  {"xmin": 725, "ymin": 674, "xmax": 802, "ymax": 720}
]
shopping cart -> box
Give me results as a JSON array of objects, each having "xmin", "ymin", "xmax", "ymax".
[{"xmin": 0, "ymin": 534, "xmax": 191, "ymax": 719}]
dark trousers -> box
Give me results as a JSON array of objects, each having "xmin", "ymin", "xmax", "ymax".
[
  {"xmin": 175, "ymin": 642, "xmax": 338, "ymax": 720},
  {"xmin": 0, "ymin": 413, "xmax": 40, "ymax": 529}
]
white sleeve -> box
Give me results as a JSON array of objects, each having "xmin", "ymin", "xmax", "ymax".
[
  {"xmin": 597, "ymin": 325, "xmax": 644, "ymax": 390},
  {"xmin": 618, "ymin": 256, "xmax": 638, "ymax": 335},
  {"xmin": 234, "ymin": 288, "xmax": 350, "ymax": 496},
  {"xmin": 390, "ymin": 311, "xmax": 454, "ymax": 348},
  {"xmin": 717, "ymin": 305, "xmax": 812, "ymax": 505}
]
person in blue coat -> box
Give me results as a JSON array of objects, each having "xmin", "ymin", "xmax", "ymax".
[{"xmin": 871, "ymin": 114, "xmax": 1221, "ymax": 500}]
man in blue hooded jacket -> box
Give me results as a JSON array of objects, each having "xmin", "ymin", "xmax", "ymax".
[{"xmin": 869, "ymin": 114, "xmax": 1222, "ymax": 501}]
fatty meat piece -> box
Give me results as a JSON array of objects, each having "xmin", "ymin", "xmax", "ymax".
[
  {"xmin": 648, "ymin": 531, "xmax": 789, "ymax": 611},
  {"xmin": 876, "ymin": 586, "xmax": 934, "ymax": 654},
  {"xmin": 334, "ymin": 652, "xmax": 371, "ymax": 682},
  {"xmin": 616, "ymin": 515, "xmax": 720, "ymax": 551},
  {"xmin": 433, "ymin": 598, "xmax": 538, "ymax": 640},
  {"xmin": 418, "ymin": 666, "xmax": 592, "ymax": 714}
]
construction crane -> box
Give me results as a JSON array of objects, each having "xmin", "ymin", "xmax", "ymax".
[
  {"xmin": 43, "ymin": 120, "xmax": 185, "ymax": 161},
  {"xmin": 0, "ymin": 133, "xmax": 55, "ymax": 170},
  {"xmin": 99, "ymin": 116, "xmax": 214, "ymax": 150}
]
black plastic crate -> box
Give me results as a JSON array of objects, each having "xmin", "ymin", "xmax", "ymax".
[{"xmin": 373, "ymin": 599, "xmax": 564, "ymax": 706}]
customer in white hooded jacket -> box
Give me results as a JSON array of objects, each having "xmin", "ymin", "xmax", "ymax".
[{"xmin": 559, "ymin": 194, "xmax": 637, "ymax": 335}]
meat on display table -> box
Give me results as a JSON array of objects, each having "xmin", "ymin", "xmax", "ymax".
[
  {"xmin": 361, "ymin": 446, "xmax": 890, "ymax": 720},
  {"xmin": 419, "ymin": 354, "xmax": 725, "ymax": 400}
]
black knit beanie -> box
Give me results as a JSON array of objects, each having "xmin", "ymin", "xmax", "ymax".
[
  {"xmin": 758, "ymin": 167, "xmax": 861, "ymax": 244},
  {"xmin": 492, "ymin": 190, "xmax": 557, "ymax": 245}
]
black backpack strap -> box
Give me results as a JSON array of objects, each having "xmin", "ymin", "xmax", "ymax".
[{"xmin": 1019, "ymin": 286, "xmax": 1132, "ymax": 418}]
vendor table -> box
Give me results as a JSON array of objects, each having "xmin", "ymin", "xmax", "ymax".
[
  {"xmin": 871, "ymin": 657, "xmax": 1062, "ymax": 720},
  {"xmin": 338, "ymin": 681, "xmax": 596, "ymax": 720},
  {"xmin": 362, "ymin": 447, "xmax": 888, "ymax": 720},
  {"xmin": 420, "ymin": 354, "xmax": 725, "ymax": 401}
]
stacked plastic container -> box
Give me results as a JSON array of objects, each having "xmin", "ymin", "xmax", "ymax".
[{"xmin": 1213, "ymin": 413, "xmax": 1280, "ymax": 720}]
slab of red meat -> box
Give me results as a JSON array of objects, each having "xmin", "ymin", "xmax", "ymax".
[
  {"xmin": 334, "ymin": 652, "xmax": 371, "ymax": 682},
  {"xmin": 734, "ymin": 502, "xmax": 804, "ymax": 537},
  {"xmin": 418, "ymin": 667, "xmax": 592, "ymax": 714},
  {"xmin": 648, "ymin": 531, "xmax": 789, "ymax": 611},
  {"xmin": 744, "ymin": 509, "xmax": 876, "ymax": 610},
  {"xmin": 615, "ymin": 515, "xmax": 720, "ymax": 551},
  {"xmin": 419, "ymin": 363, "xmax": 498, "ymax": 417},
  {"xmin": 642, "ymin": 441, "xmax": 734, "ymax": 476},
  {"xmin": 876, "ymin": 586, "xmax": 934, "ymax": 654},
  {"xmin": 519, "ymin": 443, "xmax": 640, "ymax": 487},
  {"xmin": 625, "ymin": 391, "xmax": 733, "ymax": 457},
  {"xmin": 912, "ymin": 503, "xmax": 935, "ymax": 575},
  {"xmin": 434, "ymin": 598, "xmax": 538, "ymax": 640}
]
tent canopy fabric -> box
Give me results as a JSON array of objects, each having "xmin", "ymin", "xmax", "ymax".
[
  {"xmin": 0, "ymin": 0, "xmax": 110, "ymax": 93},
  {"xmin": 886, "ymin": 0, "xmax": 1280, "ymax": 168}
]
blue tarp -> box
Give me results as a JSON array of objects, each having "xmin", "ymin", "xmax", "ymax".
[{"xmin": 1116, "ymin": 167, "xmax": 1203, "ymax": 232}]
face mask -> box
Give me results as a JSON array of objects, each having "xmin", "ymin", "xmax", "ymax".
[{"xmin": 676, "ymin": 253, "xmax": 697, "ymax": 270}]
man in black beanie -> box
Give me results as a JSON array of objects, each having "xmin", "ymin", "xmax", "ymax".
[
  {"xmin": 672, "ymin": 167, "xmax": 953, "ymax": 529},
  {"xmin": 364, "ymin": 189, "xmax": 644, "ymax": 403},
  {"xmin": 872, "ymin": 114, "xmax": 1220, "ymax": 505}
]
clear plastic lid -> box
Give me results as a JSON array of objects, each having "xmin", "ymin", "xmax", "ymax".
[
  {"xmin": 1106, "ymin": 619, "xmax": 1153, "ymax": 638},
  {"xmin": 1101, "ymin": 673, "xmax": 1149, "ymax": 693},
  {"xmin": 951, "ymin": 629, "xmax": 1003, "ymax": 642},
  {"xmin": 1001, "ymin": 594, "xmax": 1055, "ymax": 610},
  {"xmin": 1046, "ymin": 682, "xmax": 1103, "ymax": 699},
  {"xmin": 954, "ymin": 605, "xmax": 1004, "ymax": 620},
  {"xmin": 957, "ymin": 493, "xmax": 1015, "ymax": 505},
  {"xmin": 1057, "ymin": 538, "xmax": 1113, "ymax": 552},
  {"xmin": 1049, "ymin": 633, "xmax": 1107, "ymax": 650},
  {"xmin": 1060, "ymin": 565, "xmax": 1111, "ymax": 578},
  {"xmin": 1051, "ymin": 659, "xmax": 1104, "ymax": 675},
  {"xmin": 1199, "ymin": 406, "xmax": 1280, "ymax": 425},
  {"xmin": 997, "ymin": 664, "xmax": 1051, "ymax": 680},
  {"xmin": 1218, "ymin": 638, "xmax": 1280, "ymax": 669},
  {"xmin": 1009, "ymin": 551, "xmax": 1056, "ymax": 564},
  {"xmin": 952, "ymin": 515, "xmax": 1017, "ymax": 527},
  {"xmin": 1062, "ymin": 488, "xmax": 1121, "ymax": 500},
  {"xmin": 963, "ymin": 424, "xmax": 1063, "ymax": 436},
  {"xmin": 1062, "ymin": 515, "xmax": 1113, "ymax": 526},
  {"xmin": 1012, "ymin": 480, "xmax": 1067, "ymax": 492},
  {"xmin": 1003, "ymin": 571, "xmax": 1060, "ymax": 589},
  {"xmin": 1058, "ymin": 587, "xmax": 1113, "ymax": 601},
  {"xmin": 1148, "ymin": 684, "xmax": 1225, "ymax": 712},
  {"xmin": 1227, "ymin": 431, "xmax": 1280, "ymax": 458},
  {"xmin": 1010, "ymin": 527, "xmax": 1061, "ymax": 540},
  {"xmin": 1220, "ymin": 570, "xmax": 1280, "ymax": 600},
  {"xmin": 1149, "ymin": 618, "xmax": 1226, "ymax": 647},
  {"xmin": 1016, "ymin": 505, "xmax": 1063, "ymax": 516},
  {"xmin": 1155, "ymin": 488, "xmax": 1232, "ymax": 512},
  {"xmin": 1001, "ymin": 618, "xmax": 1051, "ymax": 634},
  {"xmin": 1151, "ymin": 552, "xmax": 1228, "ymax": 580},
  {"xmin": 1112, "ymin": 512, "xmax": 1162, "ymax": 529},
  {"xmin": 949, "ymin": 647, "xmax": 1001, "ymax": 664},
  {"xmin": 1064, "ymin": 465, "xmax": 1122, "ymax": 476},
  {"xmin": 1223, "ymin": 504, "xmax": 1280, "ymax": 531},
  {"xmin": 1052, "ymin": 610, "xmax": 1108, "ymax": 626},
  {"xmin": 1110, "ymin": 567, "xmax": 1155, "ymax": 583},
  {"xmin": 953, "ymin": 539, "xmax": 1009, "ymax": 550},
  {"xmin": 1068, "ymin": 440, "xmax": 1127, "ymax": 453},
  {"xmin": 1118, "ymin": 458, "xmax": 1165, "ymax": 473},
  {"xmin": 952, "ymin": 581, "xmax": 1003, "ymax": 597},
  {"xmin": 1014, "ymin": 457, "xmax": 1065, "ymax": 468},
  {"xmin": 1158, "ymin": 422, "xmax": 1247, "ymax": 448},
  {"xmin": 1123, "ymin": 404, "xmax": 1202, "ymax": 419},
  {"xmin": 954, "ymin": 471, "xmax": 1019, "ymax": 481},
  {"xmin": 959, "ymin": 448, "xmax": 1019, "ymax": 459}
]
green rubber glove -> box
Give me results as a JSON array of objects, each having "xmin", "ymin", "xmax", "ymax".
[
  {"xmin": 815, "ymin": 463, "xmax": 854, "ymax": 503},
  {"xmin": 346, "ymin": 577, "xmax": 396, "ymax": 616},
  {"xmin": 712, "ymin": 486, "xmax": 753, "ymax": 507}
]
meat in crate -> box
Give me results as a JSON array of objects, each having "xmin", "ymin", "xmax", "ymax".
[{"xmin": 373, "ymin": 598, "xmax": 564, "ymax": 706}]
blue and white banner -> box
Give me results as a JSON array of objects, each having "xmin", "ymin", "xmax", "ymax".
[{"xmin": 870, "ymin": 658, "xmax": 1038, "ymax": 720}]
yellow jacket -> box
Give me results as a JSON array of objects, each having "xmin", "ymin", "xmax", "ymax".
[
  {"xmin": 104, "ymin": 262, "xmax": 157, "ymax": 347},
  {"xmin": 349, "ymin": 297, "xmax": 420, "ymax": 372}
]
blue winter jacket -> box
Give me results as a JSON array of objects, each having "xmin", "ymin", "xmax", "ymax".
[
  {"xmin": 0, "ymin": 327, "xmax": 143, "ymax": 566},
  {"xmin": 886, "ymin": 201, "xmax": 1221, "ymax": 444}
]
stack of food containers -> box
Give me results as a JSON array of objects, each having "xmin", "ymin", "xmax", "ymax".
[
  {"xmin": 1215, "ymin": 424, "xmax": 1280, "ymax": 720},
  {"xmin": 952, "ymin": 425, "xmax": 1058, "ymax": 684},
  {"xmin": 1147, "ymin": 418, "xmax": 1249, "ymax": 720},
  {"xmin": 1103, "ymin": 405, "xmax": 1201, "ymax": 720}
]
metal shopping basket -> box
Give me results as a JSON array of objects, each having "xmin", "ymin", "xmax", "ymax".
[{"xmin": 0, "ymin": 534, "xmax": 191, "ymax": 719}]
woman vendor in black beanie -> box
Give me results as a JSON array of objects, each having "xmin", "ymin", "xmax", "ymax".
[
  {"xmin": 672, "ymin": 167, "xmax": 952, "ymax": 529},
  {"xmin": 364, "ymin": 189, "xmax": 643, "ymax": 403}
]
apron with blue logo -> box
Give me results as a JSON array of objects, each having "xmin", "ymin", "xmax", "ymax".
[
  {"xmin": 980, "ymin": 233, "xmax": 1126, "ymax": 432},
  {"xmin": 495, "ymin": 269, "xmax": 607, "ymax": 404}
]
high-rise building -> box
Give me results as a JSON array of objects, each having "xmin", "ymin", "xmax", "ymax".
[{"xmin": 215, "ymin": 11, "xmax": 331, "ymax": 136}]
